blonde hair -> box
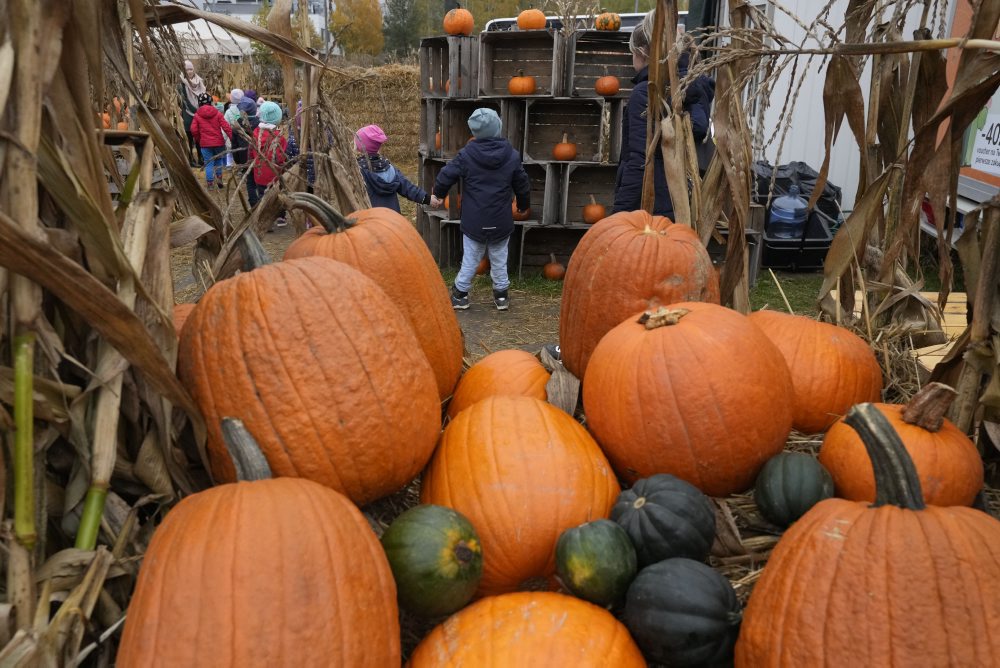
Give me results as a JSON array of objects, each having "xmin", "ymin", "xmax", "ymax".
[{"xmin": 629, "ymin": 11, "xmax": 656, "ymax": 59}]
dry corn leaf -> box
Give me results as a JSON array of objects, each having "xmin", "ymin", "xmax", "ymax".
[{"xmin": 811, "ymin": 55, "xmax": 868, "ymax": 212}]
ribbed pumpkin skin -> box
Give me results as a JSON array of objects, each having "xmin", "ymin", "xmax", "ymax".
[
  {"xmin": 408, "ymin": 592, "xmax": 646, "ymax": 667},
  {"xmin": 117, "ymin": 478, "xmax": 400, "ymax": 667},
  {"xmin": 819, "ymin": 404, "xmax": 983, "ymax": 506},
  {"xmin": 559, "ymin": 211, "xmax": 720, "ymax": 379},
  {"xmin": 747, "ymin": 310, "xmax": 883, "ymax": 433},
  {"xmin": 173, "ymin": 303, "xmax": 196, "ymax": 337},
  {"xmin": 421, "ymin": 396, "xmax": 621, "ymax": 596},
  {"xmin": 735, "ymin": 499, "xmax": 1000, "ymax": 666},
  {"xmin": 284, "ymin": 208, "xmax": 463, "ymax": 399},
  {"xmin": 584, "ymin": 303, "xmax": 794, "ymax": 496},
  {"xmin": 446, "ymin": 349, "xmax": 550, "ymax": 419},
  {"xmin": 178, "ymin": 257, "xmax": 440, "ymax": 505}
]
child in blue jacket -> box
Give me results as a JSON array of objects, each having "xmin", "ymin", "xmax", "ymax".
[
  {"xmin": 431, "ymin": 108, "xmax": 530, "ymax": 311},
  {"xmin": 356, "ymin": 125, "xmax": 429, "ymax": 213}
]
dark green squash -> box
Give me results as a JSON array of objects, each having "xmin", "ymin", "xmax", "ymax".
[
  {"xmin": 380, "ymin": 504, "xmax": 482, "ymax": 618},
  {"xmin": 754, "ymin": 451, "xmax": 835, "ymax": 527},
  {"xmin": 555, "ymin": 519, "xmax": 637, "ymax": 607},
  {"xmin": 624, "ymin": 558, "xmax": 742, "ymax": 666},
  {"xmin": 610, "ymin": 474, "xmax": 716, "ymax": 566}
]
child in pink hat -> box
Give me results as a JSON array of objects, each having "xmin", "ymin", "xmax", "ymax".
[{"xmin": 356, "ymin": 124, "xmax": 429, "ymax": 213}]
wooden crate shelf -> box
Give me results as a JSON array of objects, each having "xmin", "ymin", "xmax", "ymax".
[
  {"xmin": 500, "ymin": 99, "xmax": 527, "ymax": 157},
  {"xmin": 518, "ymin": 225, "xmax": 588, "ymax": 276},
  {"xmin": 522, "ymin": 162, "xmax": 561, "ymax": 225},
  {"xmin": 524, "ymin": 99, "xmax": 604, "ymax": 163},
  {"xmin": 419, "ymin": 99, "xmax": 443, "ymax": 157},
  {"xmin": 419, "ymin": 36, "xmax": 480, "ymax": 99},
  {"xmin": 440, "ymin": 99, "xmax": 500, "ymax": 158},
  {"xmin": 479, "ymin": 31, "xmax": 566, "ymax": 97},
  {"xmin": 566, "ymin": 31, "xmax": 635, "ymax": 99},
  {"xmin": 562, "ymin": 163, "xmax": 617, "ymax": 225}
]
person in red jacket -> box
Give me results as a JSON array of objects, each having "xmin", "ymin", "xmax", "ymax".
[
  {"xmin": 248, "ymin": 101, "xmax": 290, "ymax": 207},
  {"xmin": 190, "ymin": 92, "xmax": 232, "ymax": 190}
]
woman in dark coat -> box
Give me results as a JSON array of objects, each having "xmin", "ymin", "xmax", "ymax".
[{"xmin": 612, "ymin": 11, "xmax": 715, "ymax": 218}]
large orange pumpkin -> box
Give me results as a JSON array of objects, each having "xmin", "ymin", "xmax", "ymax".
[
  {"xmin": 443, "ymin": 5, "xmax": 474, "ymax": 35},
  {"xmin": 409, "ymin": 592, "xmax": 645, "ymax": 667},
  {"xmin": 177, "ymin": 257, "xmax": 440, "ymax": 505},
  {"xmin": 283, "ymin": 195, "xmax": 463, "ymax": 399},
  {"xmin": 736, "ymin": 403, "xmax": 1000, "ymax": 667},
  {"xmin": 173, "ymin": 303, "xmax": 196, "ymax": 337},
  {"xmin": 819, "ymin": 382, "xmax": 983, "ymax": 506},
  {"xmin": 117, "ymin": 477, "xmax": 400, "ymax": 666},
  {"xmin": 516, "ymin": 7, "xmax": 546, "ymax": 30},
  {"xmin": 559, "ymin": 210, "xmax": 720, "ymax": 379},
  {"xmin": 584, "ymin": 304, "xmax": 794, "ymax": 496},
  {"xmin": 422, "ymin": 395, "xmax": 620, "ymax": 596},
  {"xmin": 447, "ymin": 349, "xmax": 549, "ymax": 419},
  {"xmin": 748, "ymin": 309, "xmax": 883, "ymax": 433}
]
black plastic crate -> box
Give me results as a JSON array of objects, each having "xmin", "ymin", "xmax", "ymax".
[{"xmin": 761, "ymin": 212, "xmax": 835, "ymax": 271}]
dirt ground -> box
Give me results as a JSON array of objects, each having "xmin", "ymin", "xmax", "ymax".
[{"xmin": 171, "ymin": 186, "xmax": 561, "ymax": 363}]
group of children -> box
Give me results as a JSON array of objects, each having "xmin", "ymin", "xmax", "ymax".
[{"xmin": 355, "ymin": 108, "xmax": 529, "ymax": 312}]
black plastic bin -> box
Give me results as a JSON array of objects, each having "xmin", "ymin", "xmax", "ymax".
[{"xmin": 762, "ymin": 211, "xmax": 836, "ymax": 271}]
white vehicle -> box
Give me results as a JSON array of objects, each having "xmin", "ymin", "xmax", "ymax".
[{"xmin": 483, "ymin": 12, "xmax": 687, "ymax": 33}]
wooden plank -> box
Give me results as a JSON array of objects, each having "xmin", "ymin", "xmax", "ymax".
[
  {"xmin": 543, "ymin": 164, "xmax": 562, "ymax": 224},
  {"xmin": 501, "ymin": 99, "xmax": 527, "ymax": 155}
]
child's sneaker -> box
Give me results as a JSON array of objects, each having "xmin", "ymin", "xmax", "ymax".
[
  {"xmin": 493, "ymin": 289, "xmax": 509, "ymax": 311},
  {"xmin": 451, "ymin": 286, "xmax": 470, "ymax": 310},
  {"xmin": 274, "ymin": 216, "xmax": 288, "ymax": 227}
]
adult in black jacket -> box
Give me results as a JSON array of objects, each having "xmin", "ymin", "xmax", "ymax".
[
  {"xmin": 613, "ymin": 11, "xmax": 715, "ymax": 217},
  {"xmin": 431, "ymin": 108, "xmax": 530, "ymax": 311}
]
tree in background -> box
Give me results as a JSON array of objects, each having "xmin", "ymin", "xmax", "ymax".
[
  {"xmin": 384, "ymin": 0, "xmax": 423, "ymax": 56},
  {"xmin": 330, "ymin": 0, "xmax": 385, "ymax": 56}
]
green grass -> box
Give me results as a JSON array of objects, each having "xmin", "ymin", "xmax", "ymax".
[
  {"xmin": 440, "ymin": 267, "xmax": 564, "ymax": 297},
  {"xmin": 750, "ymin": 270, "xmax": 824, "ymax": 316}
]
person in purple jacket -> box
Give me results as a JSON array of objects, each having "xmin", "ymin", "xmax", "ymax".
[
  {"xmin": 355, "ymin": 125, "xmax": 429, "ymax": 213},
  {"xmin": 431, "ymin": 108, "xmax": 530, "ymax": 312}
]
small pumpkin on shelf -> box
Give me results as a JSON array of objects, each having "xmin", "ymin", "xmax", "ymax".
[
  {"xmin": 443, "ymin": 3, "xmax": 474, "ymax": 35},
  {"xmin": 434, "ymin": 130, "xmax": 442, "ymax": 151},
  {"xmin": 595, "ymin": 10, "xmax": 621, "ymax": 31},
  {"xmin": 380, "ymin": 504, "xmax": 483, "ymax": 618},
  {"xmin": 552, "ymin": 132, "xmax": 577, "ymax": 160},
  {"xmin": 556, "ymin": 519, "xmax": 637, "ymax": 607},
  {"xmin": 516, "ymin": 6, "xmax": 546, "ymax": 30},
  {"xmin": 543, "ymin": 253, "xmax": 566, "ymax": 281},
  {"xmin": 475, "ymin": 256, "xmax": 490, "ymax": 276},
  {"xmin": 582, "ymin": 194, "xmax": 605, "ymax": 223},
  {"xmin": 512, "ymin": 200, "xmax": 531, "ymax": 220},
  {"xmin": 595, "ymin": 75, "xmax": 620, "ymax": 97},
  {"xmin": 508, "ymin": 70, "xmax": 537, "ymax": 95},
  {"xmin": 754, "ymin": 451, "xmax": 834, "ymax": 527}
]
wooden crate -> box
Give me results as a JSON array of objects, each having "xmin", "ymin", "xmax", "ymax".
[
  {"xmin": 419, "ymin": 36, "xmax": 480, "ymax": 98},
  {"xmin": 562, "ymin": 163, "xmax": 617, "ymax": 225},
  {"xmin": 419, "ymin": 99, "xmax": 443, "ymax": 157},
  {"xmin": 500, "ymin": 99, "xmax": 527, "ymax": 157},
  {"xmin": 435, "ymin": 221, "xmax": 525, "ymax": 276},
  {"xmin": 524, "ymin": 99, "xmax": 603, "ymax": 163},
  {"xmin": 441, "ymin": 99, "xmax": 500, "ymax": 158},
  {"xmin": 566, "ymin": 31, "xmax": 635, "ymax": 99},
  {"xmin": 521, "ymin": 163, "xmax": 562, "ymax": 225},
  {"xmin": 518, "ymin": 225, "xmax": 587, "ymax": 275},
  {"xmin": 479, "ymin": 31, "xmax": 565, "ymax": 97}
]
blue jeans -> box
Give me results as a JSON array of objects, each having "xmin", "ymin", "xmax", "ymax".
[
  {"xmin": 200, "ymin": 146, "xmax": 226, "ymax": 184},
  {"xmin": 455, "ymin": 235, "xmax": 510, "ymax": 293}
]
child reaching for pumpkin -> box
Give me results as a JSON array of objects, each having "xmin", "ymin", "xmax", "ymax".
[
  {"xmin": 355, "ymin": 124, "xmax": 429, "ymax": 213},
  {"xmin": 431, "ymin": 108, "xmax": 530, "ymax": 311}
]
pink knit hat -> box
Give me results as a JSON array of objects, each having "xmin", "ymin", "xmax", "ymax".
[{"xmin": 355, "ymin": 124, "xmax": 387, "ymax": 154}]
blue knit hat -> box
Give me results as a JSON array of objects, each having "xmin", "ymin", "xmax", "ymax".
[
  {"xmin": 468, "ymin": 108, "xmax": 501, "ymax": 139},
  {"xmin": 258, "ymin": 101, "xmax": 282, "ymax": 125}
]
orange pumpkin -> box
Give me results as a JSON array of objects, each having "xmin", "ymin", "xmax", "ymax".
[
  {"xmin": 552, "ymin": 132, "xmax": 577, "ymax": 160},
  {"xmin": 543, "ymin": 253, "xmax": 565, "ymax": 281},
  {"xmin": 516, "ymin": 7, "xmax": 547, "ymax": 30},
  {"xmin": 409, "ymin": 592, "xmax": 645, "ymax": 667},
  {"xmin": 508, "ymin": 70, "xmax": 537, "ymax": 95},
  {"xmin": 747, "ymin": 309, "xmax": 883, "ymax": 433},
  {"xmin": 595, "ymin": 75, "xmax": 620, "ymax": 97},
  {"xmin": 443, "ymin": 5, "xmax": 474, "ymax": 35},
  {"xmin": 559, "ymin": 210, "xmax": 720, "ymax": 379},
  {"xmin": 178, "ymin": 257, "xmax": 441, "ymax": 505},
  {"xmin": 447, "ymin": 349, "xmax": 550, "ymax": 419},
  {"xmin": 584, "ymin": 304, "xmax": 794, "ymax": 496},
  {"xmin": 434, "ymin": 131, "xmax": 442, "ymax": 150},
  {"xmin": 595, "ymin": 11, "xmax": 621, "ymax": 30},
  {"xmin": 475, "ymin": 256, "xmax": 490, "ymax": 275},
  {"xmin": 422, "ymin": 396, "xmax": 620, "ymax": 595},
  {"xmin": 582, "ymin": 194, "xmax": 606, "ymax": 223},
  {"xmin": 736, "ymin": 402, "xmax": 1000, "ymax": 667},
  {"xmin": 173, "ymin": 303, "xmax": 196, "ymax": 337},
  {"xmin": 512, "ymin": 200, "xmax": 531, "ymax": 220},
  {"xmin": 100, "ymin": 112, "xmax": 111, "ymax": 129},
  {"xmin": 819, "ymin": 383, "xmax": 983, "ymax": 506},
  {"xmin": 283, "ymin": 197, "xmax": 463, "ymax": 400},
  {"xmin": 117, "ymin": 478, "xmax": 400, "ymax": 666},
  {"xmin": 116, "ymin": 120, "xmax": 129, "ymax": 130}
]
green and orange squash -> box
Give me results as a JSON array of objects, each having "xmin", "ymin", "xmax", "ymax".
[{"xmin": 556, "ymin": 519, "xmax": 637, "ymax": 607}]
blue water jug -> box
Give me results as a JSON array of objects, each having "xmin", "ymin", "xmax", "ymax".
[{"xmin": 767, "ymin": 184, "xmax": 808, "ymax": 239}]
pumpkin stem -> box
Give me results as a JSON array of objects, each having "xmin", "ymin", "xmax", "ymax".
[
  {"xmin": 562, "ymin": 132, "xmax": 569, "ymax": 144},
  {"xmin": 901, "ymin": 382, "xmax": 957, "ymax": 432},
  {"xmin": 238, "ymin": 229, "xmax": 271, "ymax": 271},
  {"xmin": 221, "ymin": 418, "xmax": 273, "ymax": 482},
  {"xmin": 281, "ymin": 192, "xmax": 354, "ymax": 234},
  {"xmin": 589, "ymin": 194, "xmax": 597, "ymax": 206},
  {"xmin": 843, "ymin": 403, "xmax": 926, "ymax": 510},
  {"xmin": 638, "ymin": 307, "xmax": 691, "ymax": 329},
  {"xmin": 549, "ymin": 252, "xmax": 557, "ymax": 264}
]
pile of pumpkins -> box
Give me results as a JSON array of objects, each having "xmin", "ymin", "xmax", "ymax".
[{"xmin": 121, "ymin": 199, "xmax": 1000, "ymax": 666}]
